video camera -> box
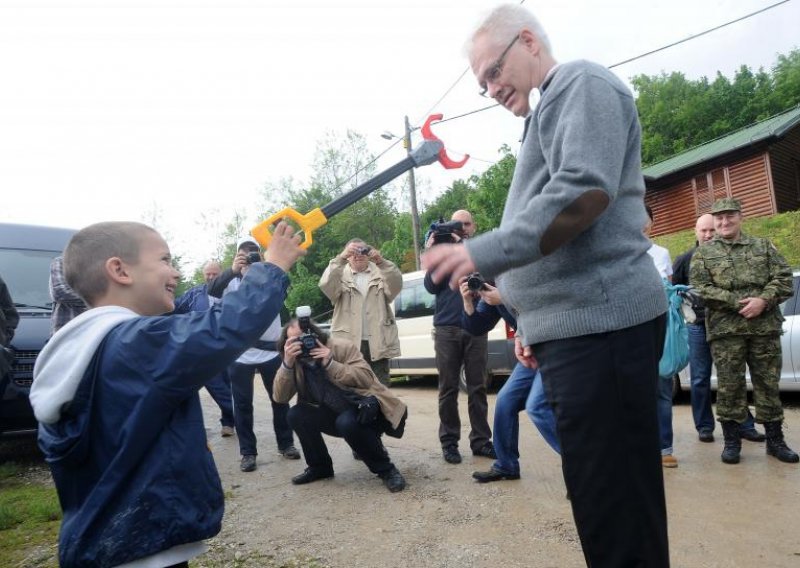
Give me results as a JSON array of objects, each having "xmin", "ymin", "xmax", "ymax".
[
  {"xmin": 295, "ymin": 305, "xmax": 318, "ymax": 358},
  {"xmin": 466, "ymin": 272, "xmax": 487, "ymax": 292},
  {"xmin": 428, "ymin": 218, "xmax": 465, "ymax": 245}
]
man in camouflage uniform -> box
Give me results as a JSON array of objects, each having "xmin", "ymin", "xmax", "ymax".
[{"xmin": 690, "ymin": 198, "xmax": 797, "ymax": 465}]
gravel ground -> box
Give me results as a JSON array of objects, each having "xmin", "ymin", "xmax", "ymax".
[{"xmin": 4, "ymin": 382, "xmax": 800, "ymax": 567}]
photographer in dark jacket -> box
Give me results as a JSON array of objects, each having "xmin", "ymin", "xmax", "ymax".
[
  {"xmin": 274, "ymin": 316, "xmax": 408, "ymax": 492},
  {"xmin": 0, "ymin": 275, "xmax": 19, "ymax": 379},
  {"xmin": 208, "ymin": 238, "xmax": 300, "ymax": 472},
  {"xmin": 673, "ymin": 213, "xmax": 763, "ymax": 443},
  {"xmin": 424, "ymin": 209, "xmax": 494, "ymax": 465}
]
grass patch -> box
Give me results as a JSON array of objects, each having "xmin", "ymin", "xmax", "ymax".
[{"xmin": 0, "ymin": 462, "xmax": 61, "ymax": 567}]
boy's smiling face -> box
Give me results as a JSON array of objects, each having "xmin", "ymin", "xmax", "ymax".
[{"xmin": 126, "ymin": 231, "xmax": 180, "ymax": 315}]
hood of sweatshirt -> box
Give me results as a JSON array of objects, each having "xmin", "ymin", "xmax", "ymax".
[{"xmin": 30, "ymin": 306, "xmax": 138, "ymax": 424}]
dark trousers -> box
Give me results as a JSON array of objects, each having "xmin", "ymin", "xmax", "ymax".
[
  {"xmin": 360, "ymin": 340, "xmax": 391, "ymax": 387},
  {"xmin": 288, "ymin": 403, "xmax": 393, "ymax": 476},
  {"xmin": 229, "ymin": 357, "xmax": 294, "ymax": 456},
  {"xmin": 204, "ymin": 369, "xmax": 234, "ymax": 427},
  {"xmin": 536, "ymin": 315, "xmax": 670, "ymax": 568},
  {"xmin": 434, "ymin": 325, "xmax": 491, "ymax": 451}
]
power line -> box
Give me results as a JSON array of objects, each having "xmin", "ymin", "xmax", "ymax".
[{"xmin": 608, "ymin": 0, "xmax": 791, "ymax": 68}]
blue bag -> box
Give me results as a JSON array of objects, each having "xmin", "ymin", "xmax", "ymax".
[{"xmin": 659, "ymin": 280, "xmax": 690, "ymax": 379}]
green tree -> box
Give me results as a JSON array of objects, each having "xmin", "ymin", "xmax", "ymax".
[{"xmin": 633, "ymin": 49, "xmax": 800, "ymax": 165}]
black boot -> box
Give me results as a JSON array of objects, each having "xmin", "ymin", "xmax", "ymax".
[
  {"xmin": 764, "ymin": 421, "xmax": 799, "ymax": 463},
  {"xmin": 720, "ymin": 421, "xmax": 741, "ymax": 464}
]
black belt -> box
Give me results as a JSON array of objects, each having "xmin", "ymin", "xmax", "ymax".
[{"xmin": 254, "ymin": 340, "xmax": 278, "ymax": 351}]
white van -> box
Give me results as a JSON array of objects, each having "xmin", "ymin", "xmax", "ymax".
[{"xmin": 388, "ymin": 270, "xmax": 516, "ymax": 385}]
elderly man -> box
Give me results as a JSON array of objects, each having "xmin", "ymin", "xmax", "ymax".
[
  {"xmin": 691, "ymin": 198, "xmax": 797, "ymax": 465},
  {"xmin": 422, "ymin": 5, "xmax": 669, "ymax": 566},
  {"xmin": 172, "ymin": 259, "xmax": 236, "ymax": 437},
  {"xmin": 319, "ymin": 239, "xmax": 402, "ymax": 387},
  {"xmin": 673, "ymin": 214, "xmax": 764, "ymax": 444},
  {"xmin": 424, "ymin": 209, "xmax": 495, "ymax": 465}
]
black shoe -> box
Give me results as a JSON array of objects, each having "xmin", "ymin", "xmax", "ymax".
[
  {"xmin": 472, "ymin": 442, "xmax": 497, "ymax": 459},
  {"xmin": 442, "ymin": 445, "xmax": 462, "ymax": 464},
  {"xmin": 472, "ymin": 466, "xmax": 520, "ymax": 483},
  {"xmin": 291, "ymin": 468, "xmax": 334, "ymax": 485},
  {"xmin": 379, "ymin": 466, "xmax": 406, "ymax": 492},
  {"xmin": 240, "ymin": 455, "xmax": 257, "ymax": 472},
  {"xmin": 764, "ymin": 421, "xmax": 800, "ymax": 463},
  {"xmin": 698, "ymin": 430, "xmax": 715, "ymax": 443},
  {"xmin": 279, "ymin": 445, "xmax": 301, "ymax": 460},
  {"xmin": 740, "ymin": 428, "xmax": 766, "ymax": 442}
]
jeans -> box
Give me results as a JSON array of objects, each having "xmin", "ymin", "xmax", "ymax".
[
  {"xmin": 688, "ymin": 323, "xmax": 758, "ymax": 432},
  {"xmin": 229, "ymin": 357, "xmax": 294, "ymax": 456},
  {"xmin": 492, "ymin": 364, "xmax": 560, "ymax": 475},
  {"xmin": 688, "ymin": 323, "xmax": 714, "ymax": 433},
  {"xmin": 434, "ymin": 325, "xmax": 491, "ymax": 451},
  {"xmin": 536, "ymin": 315, "xmax": 669, "ymax": 568},
  {"xmin": 657, "ymin": 374, "xmax": 674, "ymax": 456},
  {"xmin": 288, "ymin": 403, "xmax": 393, "ymax": 476},
  {"xmin": 204, "ymin": 369, "xmax": 234, "ymax": 428}
]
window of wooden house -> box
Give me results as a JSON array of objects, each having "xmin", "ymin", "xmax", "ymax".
[{"xmin": 693, "ymin": 167, "xmax": 730, "ymax": 215}]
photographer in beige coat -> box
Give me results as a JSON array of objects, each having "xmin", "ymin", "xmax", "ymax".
[{"xmin": 319, "ymin": 238, "xmax": 402, "ymax": 386}]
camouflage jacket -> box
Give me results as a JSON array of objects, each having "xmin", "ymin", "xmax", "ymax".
[{"xmin": 690, "ymin": 232, "xmax": 793, "ymax": 340}]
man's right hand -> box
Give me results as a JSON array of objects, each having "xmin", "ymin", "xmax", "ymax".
[
  {"xmin": 514, "ymin": 337, "xmax": 538, "ymax": 369},
  {"xmin": 231, "ymin": 252, "xmax": 248, "ymax": 275},
  {"xmin": 265, "ymin": 221, "xmax": 307, "ymax": 273},
  {"xmin": 283, "ymin": 336, "xmax": 302, "ymax": 368}
]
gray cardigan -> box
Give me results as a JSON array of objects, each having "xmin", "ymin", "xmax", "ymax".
[{"xmin": 466, "ymin": 60, "xmax": 666, "ymax": 345}]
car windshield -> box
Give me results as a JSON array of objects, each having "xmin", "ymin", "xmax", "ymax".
[{"xmin": 0, "ymin": 248, "xmax": 59, "ymax": 310}]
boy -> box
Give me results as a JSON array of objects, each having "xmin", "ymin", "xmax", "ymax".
[{"xmin": 30, "ymin": 221, "xmax": 304, "ymax": 567}]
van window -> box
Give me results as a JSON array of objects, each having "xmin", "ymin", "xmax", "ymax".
[
  {"xmin": 0, "ymin": 248, "xmax": 58, "ymax": 308},
  {"xmin": 394, "ymin": 278, "xmax": 435, "ymax": 319}
]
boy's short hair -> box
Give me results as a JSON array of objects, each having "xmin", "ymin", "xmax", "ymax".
[{"xmin": 63, "ymin": 221, "xmax": 158, "ymax": 306}]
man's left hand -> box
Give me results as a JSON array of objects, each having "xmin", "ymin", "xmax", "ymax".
[
  {"xmin": 738, "ymin": 297, "xmax": 768, "ymax": 319},
  {"xmin": 421, "ymin": 243, "xmax": 476, "ymax": 290}
]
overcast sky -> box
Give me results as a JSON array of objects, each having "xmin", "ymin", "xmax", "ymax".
[{"xmin": 1, "ymin": 0, "xmax": 797, "ymax": 270}]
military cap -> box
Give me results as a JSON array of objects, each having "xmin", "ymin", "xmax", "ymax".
[{"xmin": 710, "ymin": 198, "xmax": 742, "ymax": 214}]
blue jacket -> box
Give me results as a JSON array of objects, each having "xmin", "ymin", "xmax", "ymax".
[
  {"xmin": 173, "ymin": 282, "xmax": 213, "ymax": 314},
  {"xmin": 34, "ymin": 263, "xmax": 289, "ymax": 567},
  {"xmin": 461, "ymin": 300, "xmax": 516, "ymax": 336}
]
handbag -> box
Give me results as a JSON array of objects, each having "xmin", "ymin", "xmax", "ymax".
[{"xmin": 659, "ymin": 280, "xmax": 691, "ymax": 379}]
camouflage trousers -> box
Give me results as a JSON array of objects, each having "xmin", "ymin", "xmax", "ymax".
[{"xmin": 709, "ymin": 334, "xmax": 783, "ymax": 423}]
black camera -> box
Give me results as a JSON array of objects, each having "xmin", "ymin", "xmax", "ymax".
[
  {"xmin": 296, "ymin": 306, "xmax": 318, "ymax": 358},
  {"xmin": 357, "ymin": 246, "xmax": 371, "ymax": 256},
  {"xmin": 429, "ymin": 218, "xmax": 464, "ymax": 245},
  {"xmin": 245, "ymin": 251, "xmax": 261, "ymax": 264},
  {"xmin": 466, "ymin": 272, "xmax": 487, "ymax": 292}
]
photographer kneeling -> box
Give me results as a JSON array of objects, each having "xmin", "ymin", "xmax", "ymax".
[{"xmin": 274, "ymin": 311, "xmax": 408, "ymax": 492}]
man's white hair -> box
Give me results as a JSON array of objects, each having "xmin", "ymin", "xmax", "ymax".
[{"xmin": 464, "ymin": 3, "xmax": 552, "ymax": 56}]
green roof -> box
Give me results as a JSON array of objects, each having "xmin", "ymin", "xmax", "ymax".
[{"xmin": 642, "ymin": 106, "xmax": 800, "ymax": 181}]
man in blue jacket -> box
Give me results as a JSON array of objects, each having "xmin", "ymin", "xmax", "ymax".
[
  {"xmin": 30, "ymin": 221, "xmax": 304, "ymax": 568},
  {"xmin": 173, "ymin": 259, "xmax": 236, "ymax": 437},
  {"xmin": 458, "ymin": 278, "xmax": 560, "ymax": 483}
]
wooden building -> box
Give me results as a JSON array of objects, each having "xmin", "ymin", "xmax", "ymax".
[{"xmin": 643, "ymin": 106, "xmax": 800, "ymax": 236}]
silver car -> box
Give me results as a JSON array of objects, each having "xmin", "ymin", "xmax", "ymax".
[{"xmin": 677, "ymin": 272, "xmax": 800, "ymax": 393}]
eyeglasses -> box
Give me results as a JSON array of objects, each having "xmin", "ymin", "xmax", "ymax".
[{"xmin": 479, "ymin": 35, "xmax": 519, "ymax": 98}]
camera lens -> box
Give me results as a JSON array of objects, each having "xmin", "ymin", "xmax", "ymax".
[
  {"xmin": 467, "ymin": 273, "xmax": 485, "ymax": 291},
  {"xmin": 246, "ymin": 251, "xmax": 261, "ymax": 264},
  {"xmin": 357, "ymin": 246, "xmax": 371, "ymax": 256}
]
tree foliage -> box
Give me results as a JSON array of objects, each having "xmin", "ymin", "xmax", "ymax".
[{"xmin": 634, "ymin": 49, "xmax": 800, "ymax": 165}]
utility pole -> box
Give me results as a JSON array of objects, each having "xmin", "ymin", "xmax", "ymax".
[{"xmin": 404, "ymin": 115, "xmax": 422, "ymax": 270}]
